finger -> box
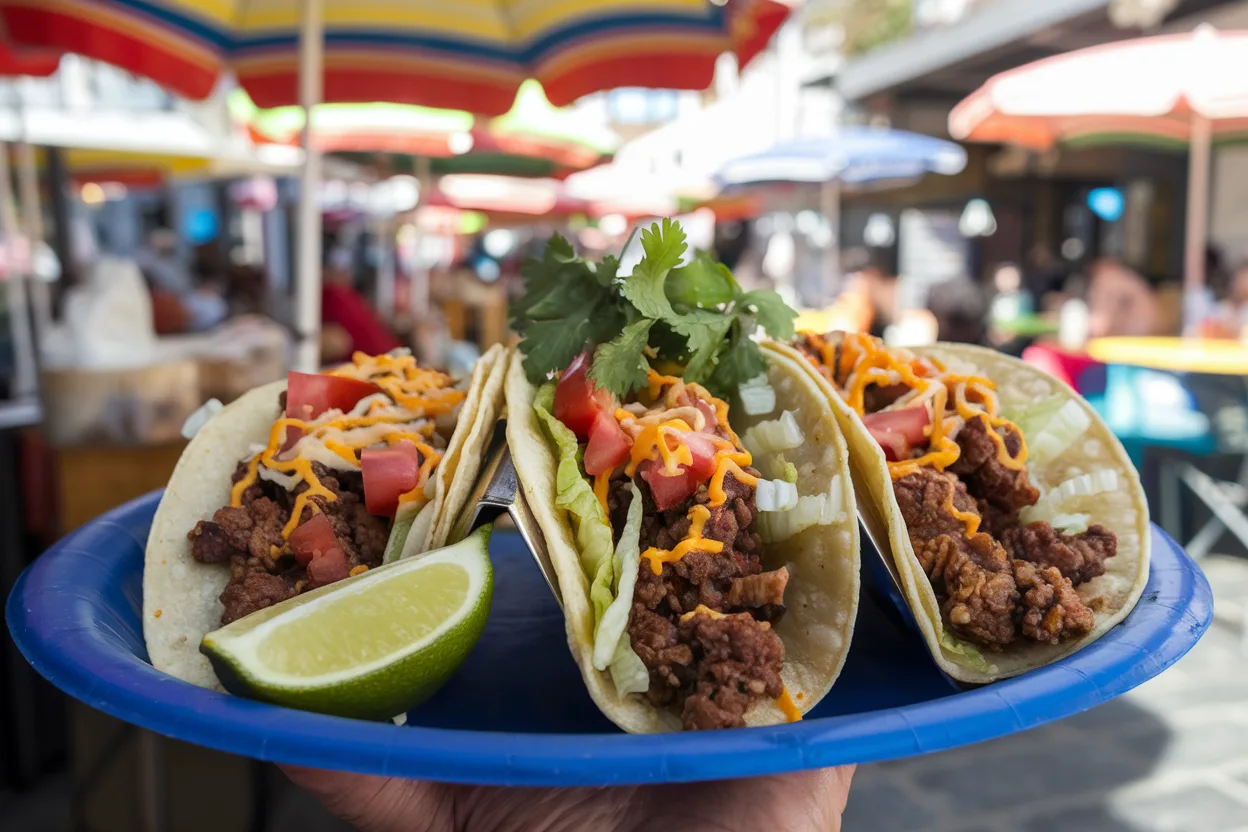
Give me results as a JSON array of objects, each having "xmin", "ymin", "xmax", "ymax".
[{"xmin": 280, "ymin": 765, "xmax": 455, "ymax": 832}]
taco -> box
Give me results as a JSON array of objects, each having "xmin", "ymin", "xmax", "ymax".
[
  {"xmin": 506, "ymin": 221, "xmax": 860, "ymax": 732},
  {"xmin": 144, "ymin": 345, "xmax": 507, "ymax": 690},
  {"xmin": 788, "ymin": 332, "xmax": 1150, "ymax": 683}
]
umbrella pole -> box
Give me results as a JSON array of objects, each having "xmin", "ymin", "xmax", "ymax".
[
  {"xmin": 294, "ymin": 0, "xmax": 325, "ymax": 372},
  {"xmin": 413, "ymin": 155, "xmax": 432, "ymax": 320},
  {"xmin": 16, "ymin": 141, "xmax": 49, "ymax": 341},
  {"xmin": 0, "ymin": 143, "xmax": 36, "ymax": 400},
  {"xmin": 1182, "ymin": 114, "xmax": 1212, "ymax": 334}
]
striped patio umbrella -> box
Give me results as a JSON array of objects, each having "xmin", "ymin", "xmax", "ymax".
[
  {"xmin": 0, "ymin": 1, "xmax": 788, "ymax": 114},
  {"xmin": 0, "ymin": 40, "xmax": 59, "ymax": 77},
  {"xmin": 949, "ymin": 25, "xmax": 1248, "ymax": 306},
  {"xmin": 0, "ymin": 0, "xmax": 791, "ymax": 368},
  {"xmin": 239, "ymin": 80, "xmax": 617, "ymax": 178}
]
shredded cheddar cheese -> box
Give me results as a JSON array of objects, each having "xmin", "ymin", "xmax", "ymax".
[
  {"xmin": 802, "ymin": 332, "xmax": 1029, "ymax": 485},
  {"xmin": 593, "ymin": 470, "xmax": 612, "ymax": 515},
  {"xmin": 642, "ymin": 505, "xmax": 725, "ymax": 575},
  {"xmin": 708, "ymin": 458, "xmax": 759, "ymax": 507},
  {"xmin": 776, "ymin": 686, "xmax": 803, "ymax": 723},
  {"xmin": 228, "ymin": 352, "xmax": 461, "ymax": 538}
]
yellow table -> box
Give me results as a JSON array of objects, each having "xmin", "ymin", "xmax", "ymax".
[{"xmin": 1087, "ymin": 337, "xmax": 1248, "ymax": 375}]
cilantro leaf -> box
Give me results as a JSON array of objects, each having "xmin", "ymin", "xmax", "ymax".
[
  {"xmin": 589, "ymin": 319, "xmax": 655, "ymax": 397},
  {"xmin": 593, "ymin": 254, "xmax": 620, "ymax": 287},
  {"xmin": 546, "ymin": 233, "xmax": 576, "ymax": 262},
  {"xmin": 738, "ymin": 290, "xmax": 797, "ymax": 341},
  {"xmin": 666, "ymin": 251, "xmax": 738, "ymax": 310},
  {"xmin": 620, "ymin": 219, "xmax": 687, "ymax": 323},
  {"xmin": 518, "ymin": 318, "xmax": 598, "ymax": 384},
  {"xmin": 707, "ymin": 321, "xmax": 768, "ymax": 398},
  {"xmin": 673, "ymin": 309, "xmax": 733, "ymax": 385}
]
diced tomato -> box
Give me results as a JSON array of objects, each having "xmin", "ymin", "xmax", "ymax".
[
  {"xmin": 306, "ymin": 546, "xmax": 349, "ymax": 588},
  {"xmin": 870, "ymin": 428, "xmax": 910, "ymax": 462},
  {"xmin": 288, "ymin": 513, "xmax": 343, "ymax": 568},
  {"xmin": 693, "ymin": 398, "xmax": 718, "ymax": 432},
  {"xmin": 681, "ymin": 432, "xmax": 719, "ymax": 482},
  {"xmin": 862, "ymin": 407, "xmax": 930, "ymax": 446},
  {"xmin": 360, "ymin": 441, "xmax": 422, "ymax": 517},
  {"xmin": 584, "ymin": 411, "xmax": 631, "ymax": 476},
  {"xmin": 636, "ymin": 430, "xmax": 720, "ymax": 510},
  {"xmin": 286, "ymin": 371, "xmax": 381, "ymax": 421},
  {"xmin": 554, "ymin": 350, "xmax": 614, "ymax": 440},
  {"xmin": 863, "ymin": 406, "xmax": 928, "ymax": 461},
  {"xmin": 639, "ymin": 461, "xmax": 698, "ymax": 511}
]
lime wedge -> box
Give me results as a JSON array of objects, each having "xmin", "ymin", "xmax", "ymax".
[{"xmin": 201, "ymin": 524, "xmax": 493, "ymax": 720}]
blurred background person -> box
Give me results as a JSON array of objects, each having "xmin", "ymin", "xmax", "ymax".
[
  {"xmin": 321, "ymin": 246, "xmax": 402, "ymax": 363},
  {"xmin": 1085, "ymin": 257, "xmax": 1158, "ymax": 339}
]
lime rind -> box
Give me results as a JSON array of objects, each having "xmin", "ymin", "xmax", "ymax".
[{"xmin": 201, "ymin": 525, "xmax": 493, "ymax": 721}]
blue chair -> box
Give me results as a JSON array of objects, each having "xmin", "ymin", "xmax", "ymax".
[{"xmin": 1092, "ymin": 363, "xmax": 1248, "ymax": 558}]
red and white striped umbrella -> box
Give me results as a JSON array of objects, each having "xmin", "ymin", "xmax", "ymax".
[{"xmin": 950, "ymin": 25, "xmax": 1248, "ymax": 303}]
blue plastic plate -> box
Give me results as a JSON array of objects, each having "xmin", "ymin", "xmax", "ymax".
[{"xmin": 7, "ymin": 491, "xmax": 1211, "ymax": 786}]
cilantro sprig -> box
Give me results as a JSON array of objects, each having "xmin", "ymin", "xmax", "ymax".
[{"xmin": 511, "ymin": 218, "xmax": 797, "ymax": 399}]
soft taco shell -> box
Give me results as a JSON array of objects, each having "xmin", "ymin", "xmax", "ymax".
[
  {"xmin": 782, "ymin": 339, "xmax": 1151, "ymax": 683},
  {"xmin": 143, "ymin": 349, "xmax": 504, "ymax": 689},
  {"xmin": 505, "ymin": 346, "xmax": 860, "ymax": 732}
]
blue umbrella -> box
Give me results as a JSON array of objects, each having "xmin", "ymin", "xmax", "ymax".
[
  {"xmin": 715, "ymin": 126, "xmax": 967, "ymax": 188},
  {"xmin": 715, "ymin": 127, "xmax": 967, "ymax": 306}
]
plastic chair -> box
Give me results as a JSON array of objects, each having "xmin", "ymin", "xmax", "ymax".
[{"xmin": 1097, "ymin": 363, "xmax": 1248, "ymax": 560}]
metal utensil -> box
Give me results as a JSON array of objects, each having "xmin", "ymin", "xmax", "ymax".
[{"xmin": 450, "ymin": 420, "xmax": 562, "ymax": 608}]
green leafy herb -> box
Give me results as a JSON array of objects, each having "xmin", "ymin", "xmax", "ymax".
[
  {"xmin": 512, "ymin": 219, "xmax": 798, "ymax": 398},
  {"xmin": 590, "ymin": 318, "xmax": 654, "ymax": 396}
]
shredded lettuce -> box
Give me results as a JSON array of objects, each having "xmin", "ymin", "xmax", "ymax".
[
  {"xmin": 1027, "ymin": 400, "xmax": 1091, "ymax": 466},
  {"xmin": 781, "ymin": 456, "xmax": 798, "ymax": 484},
  {"xmin": 533, "ymin": 384, "xmax": 616, "ymax": 624},
  {"xmin": 593, "ymin": 483, "xmax": 643, "ymax": 667},
  {"xmin": 382, "ymin": 501, "xmax": 422, "ymax": 565},
  {"xmin": 938, "ymin": 629, "xmax": 994, "ymax": 674},
  {"xmin": 1004, "ymin": 394, "xmax": 1066, "ymax": 439},
  {"xmin": 181, "ymin": 398, "xmax": 223, "ymax": 439}
]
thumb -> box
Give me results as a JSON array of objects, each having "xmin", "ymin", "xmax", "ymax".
[{"xmin": 280, "ymin": 765, "xmax": 455, "ymax": 832}]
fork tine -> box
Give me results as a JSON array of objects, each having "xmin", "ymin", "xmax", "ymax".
[{"xmin": 448, "ymin": 420, "xmax": 562, "ymax": 608}]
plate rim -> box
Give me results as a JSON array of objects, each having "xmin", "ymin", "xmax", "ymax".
[{"xmin": 5, "ymin": 491, "xmax": 1213, "ymax": 786}]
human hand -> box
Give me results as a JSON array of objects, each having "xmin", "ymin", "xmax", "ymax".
[{"xmin": 283, "ymin": 763, "xmax": 855, "ymax": 832}]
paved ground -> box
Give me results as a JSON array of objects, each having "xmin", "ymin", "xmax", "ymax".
[
  {"xmin": 840, "ymin": 554, "xmax": 1248, "ymax": 832},
  {"xmin": 4, "ymin": 555, "xmax": 1246, "ymax": 832}
]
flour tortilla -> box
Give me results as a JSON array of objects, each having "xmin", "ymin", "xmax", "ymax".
[
  {"xmin": 143, "ymin": 349, "xmax": 504, "ymax": 690},
  {"xmin": 782, "ymin": 339, "xmax": 1151, "ymax": 683},
  {"xmin": 505, "ymin": 346, "xmax": 860, "ymax": 732}
]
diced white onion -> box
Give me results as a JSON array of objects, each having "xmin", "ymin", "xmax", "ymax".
[
  {"xmin": 258, "ymin": 465, "xmax": 301, "ymax": 491},
  {"xmin": 1050, "ymin": 513, "xmax": 1091, "ymax": 534},
  {"xmin": 181, "ymin": 398, "xmax": 223, "ymax": 439},
  {"xmin": 756, "ymin": 478, "xmax": 799, "ymax": 511},
  {"xmin": 743, "ymin": 410, "xmax": 804, "ymax": 455},
  {"xmin": 757, "ymin": 475, "xmax": 845, "ymax": 543},
  {"xmin": 1021, "ymin": 470, "xmax": 1120, "ymax": 524},
  {"xmin": 1028, "ymin": 400, "xmax": 1091, "ymax": 466},
  {"xmin": 739, "ymin": 374, "xmax": 776, "ymax": 416}
]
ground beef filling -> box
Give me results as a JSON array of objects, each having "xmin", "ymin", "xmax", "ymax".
[
  {"xmin": 893, "ymin": 462, "xmax": 1116, "ymax": 650},
  {"xmin": 613, "ymin": 471, "xmax": 788, "ymax": 730},
  {"xmin": 188, "ymin": 460, "xmax": 391, "ymax": 625}
]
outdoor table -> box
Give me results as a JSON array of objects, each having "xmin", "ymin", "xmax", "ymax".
[
  {"xmin": 1089, "ymin": 337, "xmax": 1248, "ymax": 560},
  {"xmin": 1087, "ymin": 336, "xmax": 1248, "ymax": 375}
]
